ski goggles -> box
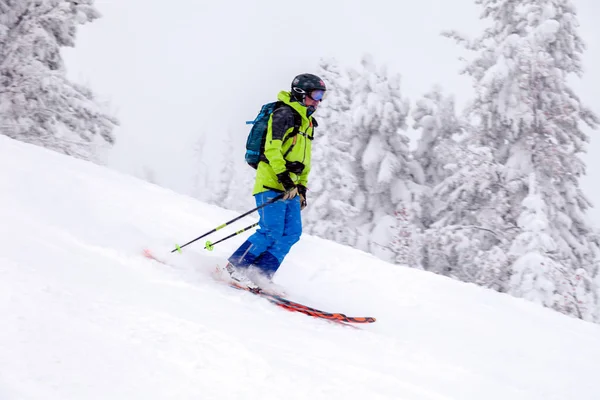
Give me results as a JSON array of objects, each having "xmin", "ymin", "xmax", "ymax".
[{"xmin": 308, "ymin": 89, "xmax": 326, "ymax": 101}]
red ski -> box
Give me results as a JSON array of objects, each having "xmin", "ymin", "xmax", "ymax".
[{"xmin": 228, "ymin": 281, "xmax": 376, "ymax": 325}]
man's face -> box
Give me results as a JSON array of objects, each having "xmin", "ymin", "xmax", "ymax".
[
  {"xmin": 304, "ymin": 96, "xmax": 320, "ymax": 108},
  {"xmin": 304, "ymin": 89, "xmax": 325, "ymax": 108}
]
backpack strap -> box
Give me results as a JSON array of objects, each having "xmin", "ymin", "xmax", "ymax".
[
  {"xmin": 282, "ymin": 107, "xmax": 303, "ymax": 158},
  {"xmin": 290, "ymin": 108, "xmax": 302, "ymax": 137},
  {"xmin": 275, "ymin": 103, "xmax": 301, "ymax": 138}
]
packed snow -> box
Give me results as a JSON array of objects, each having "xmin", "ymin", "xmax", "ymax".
[{"xmin": 2, "ymin": 135, "xmax": 600, "ymax": 399}]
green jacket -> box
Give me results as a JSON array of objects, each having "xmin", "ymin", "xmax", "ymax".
[{"xmin": 253, "ymin": 91, "xmax": 317, "ymax": 195}]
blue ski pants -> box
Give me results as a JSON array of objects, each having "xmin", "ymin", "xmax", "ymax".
[{"xmin": 228, "ymin": 190, "xmax": 302, "ymax": 278}]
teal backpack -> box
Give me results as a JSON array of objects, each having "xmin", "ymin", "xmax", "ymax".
[{"xmin": 245, "ymin": 102, "xmax": 301, "ymax": 169}]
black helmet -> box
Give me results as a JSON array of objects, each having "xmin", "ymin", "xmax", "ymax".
[{"xmin": 291, "ymin": 73, "xmax": 326, "ymax": 104}]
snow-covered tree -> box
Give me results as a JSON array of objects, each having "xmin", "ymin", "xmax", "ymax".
[
  {"xmin": 509, "ymin": 174, "xmax": 598, "ymax": 319},
  {"xmin": 509, "ymin": 173, "xmax": 558, "ymax": 307},
  {"xmin": 348, "ymin": 54, "xmax": 422, "ymax": 262},
  {"xmin": 412, "ymin": 85, "xmax": 463, "ymax": 188},
  {"xmin": 444, "ymin": 0, "xmax": 600, "ymax": 320},
  {"xmin": 425, "ymin": 143, "xmax": 511, "ymax": 286},
  {"xmin": 211, "ymin": 130, "xmax": 235, "ymax": 206},
  {"xmin": 0, "ymin": 0, "xmax": 117, "ymax": 162},
  {"xmin": 389, "ymin": 207, "xmax": 419, "ymax": 267},
  {"xmin": 412, "ymin": 86, "xmax": 465, "ymax": 270},
  {"xmin": 303, "ymin": 58, "xmax": 360, "ymax": 246}
]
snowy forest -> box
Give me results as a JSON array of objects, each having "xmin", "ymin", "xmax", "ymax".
[
  {"xmin": 2, "ymin": 0, "xmax": 600, "ymax": 322},
  {"xmin": 0, "ymin": 0, "xmax": 117, "ymax": 162}
]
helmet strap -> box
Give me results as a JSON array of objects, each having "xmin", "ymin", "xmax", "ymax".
[{"xmin": 291, "ymin": 87, "xmax": 308, "ymax": 105}]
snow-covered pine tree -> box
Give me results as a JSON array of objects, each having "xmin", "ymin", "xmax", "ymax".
[
  {"xmin": 412, "ymin": 85, "xmax": 463, "ymax": 188},
  {"xmin": 509, "ymin": 173, "xmax": 558, "ymax": 308},
  {"xmin": 389, "ymin": 206, "xmax": 419, "ymax": 267},
  {"xmin": 412, "ymin": 85, "xmax": 466, "ymax": 271},
  {"xmin": 425, "ymin": 142, "xmax": 511, "ymax": 286},
  {"xmin": 211, "ymin": 129, "xmax": 235, "ymax": 207},
  {"xmin": 303, "ymin": 58, "xmax": 360, "ymax": 246},
  {"xmin": 0, "ymin": 0, "xmax": 117, "ymax": 162},
  {"xmin": 445, "ymin": 0, "xmax": 600, "ymax": 320},
  {"xmin": 348, "ymin": 54, "xmax": 422, "ymax": 263}
]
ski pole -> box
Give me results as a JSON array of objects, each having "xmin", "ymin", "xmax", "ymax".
[
  {"xmin": 171, "ymin": 193, "xmax": 284, "ymax": 253},
  {"xmin": 204, "ymin": 222, "xmax": 258, "ymax": 251}
]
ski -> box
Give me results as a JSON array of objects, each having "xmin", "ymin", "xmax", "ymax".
[
  {"xmin": 228, "ymin": 281, "xmax": 376, "ymax": 325},
  {"xmin": 143, "ymin": 249, "xmax": 376, "ymax": 325}
]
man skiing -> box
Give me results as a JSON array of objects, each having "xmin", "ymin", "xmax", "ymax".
[{"xmin": 224, "ymin": 73, "xmax": 326, "ymax": 290}]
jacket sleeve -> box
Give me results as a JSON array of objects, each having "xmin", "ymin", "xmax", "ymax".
[
  {"xmin": 264, "ymin": 107, "xmax": 296, "ymax": 175},
  {"xmin": 298, "ymin": 165, "xmax": 310, "ymax": 187}
]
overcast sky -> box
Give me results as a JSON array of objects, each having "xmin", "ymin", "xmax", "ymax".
[{"xmin": 63, "ymin": 0, "xmax": 600, "ymax": 222}]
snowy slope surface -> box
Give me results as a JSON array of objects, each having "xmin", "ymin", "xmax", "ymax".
[{"xmin": 1, "ymin": 136, "xmax": 600, "ymax": 400}]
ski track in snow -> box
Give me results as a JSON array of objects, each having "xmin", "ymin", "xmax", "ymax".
[{"xmin": 1, "ymin": 136, "xmax": 600, "ymax": 400}]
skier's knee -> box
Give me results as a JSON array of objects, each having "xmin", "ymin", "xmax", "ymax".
[{"xmin": 264, "ymin": 227, "xmax": 285, "ymax": 242}]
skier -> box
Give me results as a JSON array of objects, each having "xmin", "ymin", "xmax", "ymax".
[{"xmin": 224, "ymin": 73, "xmax": 327, "ymax": 290}]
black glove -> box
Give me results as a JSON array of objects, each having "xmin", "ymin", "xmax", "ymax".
[
  {"xmin": 297, "ymin": 185, "xmax": 307, "ymax": 210},
  {"xmin": 277, "ymin": 172, "xmax": 297, "ymax": 199}
]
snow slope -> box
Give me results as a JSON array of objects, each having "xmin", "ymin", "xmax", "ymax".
[{"xmin": 1, "ymin": 136, "xmax": 600, "ymax": 400}]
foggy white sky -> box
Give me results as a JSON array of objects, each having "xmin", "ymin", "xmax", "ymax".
[{"xmin": 63, "ymin": 0, "xmax": 600, "ymax": 222}]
